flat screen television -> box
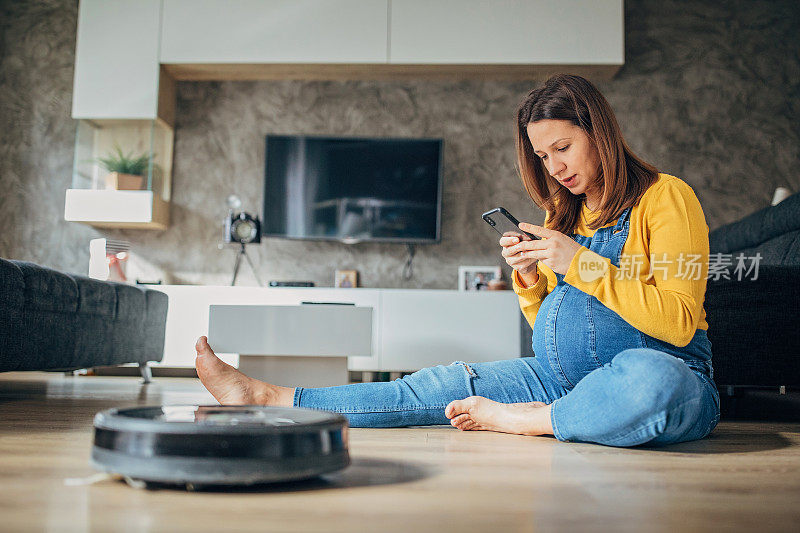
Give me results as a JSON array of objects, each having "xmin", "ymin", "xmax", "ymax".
[{"xmin": 262, "ymin": 135, "xmax": 443, "ymax": 244}]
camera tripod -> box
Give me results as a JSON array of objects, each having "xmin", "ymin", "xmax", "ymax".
[{"xmin": 230, "ymin": 242, "xmax": 263, "ymax": 286}]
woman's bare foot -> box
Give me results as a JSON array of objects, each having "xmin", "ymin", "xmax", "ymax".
[
  {"xmin": 445, "ymin": 396, "xmax": 553, "ymax": 436},
  {"xmin": 195, "ymin": 336, "xmax": 294, "ymax": 406}
]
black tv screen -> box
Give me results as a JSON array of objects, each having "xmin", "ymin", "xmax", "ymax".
[{"xmin": 263, "ymin": 135, "xmax": 443, "ymax": 244}]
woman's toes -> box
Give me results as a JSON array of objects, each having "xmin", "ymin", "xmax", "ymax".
[
  {"xmin": 456, "ymin": 419, "xmax": 478, "ymax": 431},
  {"xmin": 195, "ymin": 338, "xmax": 234, "ymax": 380},
  {"xmin": 445, "ymin": 396, "xmax": 479, "ymax": 418},
  {"xmin": 450, "ymin": 413, "xmax": 471, "ymax": 427},
  {"xmin": 445, "ymin": 401, "xmax": 459, "ymax": 419},
  {"xmin": 195, "ymin": 336, "xmax": 213, "ymax": 357}
]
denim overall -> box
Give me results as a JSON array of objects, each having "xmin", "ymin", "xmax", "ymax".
[
  {"xmin": 532, "ymin": 207, "xmax": 714, "ymax": 389},
  {"xmin": 295, "ymin": 208, "xmax": 721, "ymax": 447}
]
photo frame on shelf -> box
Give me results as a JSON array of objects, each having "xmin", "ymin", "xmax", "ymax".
[
  {"xmin": 335, "ymin": 269, "xmax": 359, "ymax": 288},
  {"xmin": 458, "ymin": 266, "xmax": 502, "ymax": 291}
]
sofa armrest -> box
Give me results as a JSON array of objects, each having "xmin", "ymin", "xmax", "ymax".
[
  {"xmin": 705, "ymin": 265, "xmax": 800, "ymax": 387},
  {"xmin": 709, "ymin": 192, "xmax": 800, "ymax": 254}
]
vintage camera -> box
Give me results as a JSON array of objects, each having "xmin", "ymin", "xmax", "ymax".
[
  {"xmin": 224, "ymin": 195, "xmax": 261, "ymax": 244},
  {"xmin": 225, "ymin": 211, "xmax": 261, "ymax": 244}
]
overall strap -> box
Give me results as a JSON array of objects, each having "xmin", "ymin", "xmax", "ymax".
[{"xmin": 612, "ymin": 206, "xmax": 633, "ymax": 232}]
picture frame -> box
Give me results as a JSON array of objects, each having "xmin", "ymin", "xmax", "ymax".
[
  {"xmin": 335, "ymin": 269, "xmax": 359, "ymax": 288},
  {"xmin": 458, "ymin": 266, "xmax": 502, "ymax": 291}
]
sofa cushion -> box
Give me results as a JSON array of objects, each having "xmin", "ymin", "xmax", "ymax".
[
  {"xmin": 731, "ymin": 229, "xmax": 800, "ymax": 266},
  {"xmin": 0, "ymin": 261, "xmax": 24, "ymax": 369},
  {"xmin": 143, "ymin": 289, "xmax": 169, "ymax": 361},
  {"xmin": 73, "ymin": 275, "xmax": 117, "ymax": 317},
  {"xmin": 13, "ymin": 261, "xmax": 79, "ymax": 314},
  {"xmin": 0, "ymin": 259, "xmax": 24, "ymax": 309},
  {"xmin": 113, "ymin": 282, "xmax": 147, "ymax": 322},
  {"xmin": 710, "ymin": 192, "xmax": 800, "ymax": 258}
]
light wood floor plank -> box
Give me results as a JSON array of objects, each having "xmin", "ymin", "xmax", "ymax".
[{"xmin": 0, "ymin": 372, "xmax": 798, "ymax": 532}]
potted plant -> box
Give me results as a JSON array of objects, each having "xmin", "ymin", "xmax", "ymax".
[{"xmin": 96, "ymin": 146, "xmax": 153, "ymax": 191}]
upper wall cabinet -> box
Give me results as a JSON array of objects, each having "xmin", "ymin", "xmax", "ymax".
[
  {"xmin": 389, "ymin": 0, "xmax": 624, "ymax": 65},
  {"xmin": 160, "ymin": 0, "xmax": 389, "ymax": 63},
  {"xmin": 72, "ymin": 1, "xmax": 624, "ymax": 105},
  {"xmin": 72, "ymin": 0, "xmax": 162, "ymax": 119}
]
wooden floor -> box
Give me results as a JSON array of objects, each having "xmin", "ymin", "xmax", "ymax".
[{"xmin": 1, "ymin": 373, "xmax": 798, "ymax": 533}]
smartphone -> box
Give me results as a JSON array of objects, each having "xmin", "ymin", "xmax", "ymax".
[{"xmin": 481, "ymin": 207, "xmax": 539, "ymax": 241}]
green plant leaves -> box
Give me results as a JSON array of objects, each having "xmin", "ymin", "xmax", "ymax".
[{"xmin": 96, "ymin": 145, "xmax": 155, "ymax": 176}]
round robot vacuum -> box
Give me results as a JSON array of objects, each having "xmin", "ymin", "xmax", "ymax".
[{"xmin": 91, "ymin": 405, "xmax": 349, "ymax": 487}]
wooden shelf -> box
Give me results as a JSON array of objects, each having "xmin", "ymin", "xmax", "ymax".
[
  {"xmin": 163, "ymin": 63, "xmax": 622, "ymax": 82},
  {"xmin": 64, "ymin": 189, "xmax": 169, "ymax": 230}
]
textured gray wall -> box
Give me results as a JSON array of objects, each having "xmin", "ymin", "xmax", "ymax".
[{"xmin": 1, "ymin": 0, "xmax": 798, "ymax": 288}]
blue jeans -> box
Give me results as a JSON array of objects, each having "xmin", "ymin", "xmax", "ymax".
[
  {"xmin": 294, "ymin": 206, "xmax": 720, "ymax": 447},
  {"xmin": 294, "ymin": 348, "xmax": 720, "ymax": 447}
]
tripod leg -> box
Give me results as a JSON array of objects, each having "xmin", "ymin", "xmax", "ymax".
[
  {"xmin": 231, "ymin": 250, "xmax": 243, "ymax": 286},
  {"xmin": 244, "ymin": 250, "xmax": 263, "ymax": 286}
]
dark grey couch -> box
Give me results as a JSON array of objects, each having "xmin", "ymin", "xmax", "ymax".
[
  {"xmin": 0, "ymin": 258, "xmax": 168, "ymax": 379},
  {"xmin": 706, "ymin": 192, "xmax": 800, "ymax": 388}
]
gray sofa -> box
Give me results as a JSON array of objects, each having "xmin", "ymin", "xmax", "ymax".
[
  {"xmin": 706, "ymin": 191, "xmax": 800, "ymax": 388},
  {"xmin": 0, "ymin": 258, "xmax": 168, "ymax": 379}
]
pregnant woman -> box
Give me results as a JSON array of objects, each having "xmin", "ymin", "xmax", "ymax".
[{"xmin": 195, "ymin": 74, "xmax": 720, "ymax": 447}]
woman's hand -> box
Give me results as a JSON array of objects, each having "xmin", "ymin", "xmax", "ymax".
[
  {"xmin": 507, "ymin": 223, "xmax": 583, "ymax": 276},
  {"xmin": 500, "ymin": 232, "xmax": 539, "ymax": 275}
]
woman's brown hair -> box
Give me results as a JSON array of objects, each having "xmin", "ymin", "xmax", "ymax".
[{"xmin": 515, "ymin": 74, "xmax": 658, "ymax": 234}]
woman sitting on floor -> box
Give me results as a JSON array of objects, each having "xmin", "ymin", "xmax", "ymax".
[{"xmin": 194, "ymin": 74, "xmax": 720, "ymax": 447}]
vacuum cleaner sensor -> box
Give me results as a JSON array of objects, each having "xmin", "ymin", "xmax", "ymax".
[{"xmin": 91, "ymin": 405, "xmax": 349, "ymax": 486}]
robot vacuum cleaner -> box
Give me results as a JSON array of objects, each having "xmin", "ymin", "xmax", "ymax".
[{"xmin": 91, "ymin": 405, "xmax": 349, "ymax": 488}]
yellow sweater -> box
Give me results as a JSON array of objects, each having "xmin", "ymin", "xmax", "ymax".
[{"xmin": 513, "ymin": 173, "xmax": 710, "ymax": 348}]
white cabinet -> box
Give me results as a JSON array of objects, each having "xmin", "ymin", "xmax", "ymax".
[
  {"xmin": 72, "ymin": 0, "xmax": 162, "ymax": 119},
  {"xmin": 389, "ymin": 0, "xmax": 624, "ymax": 65},
  {"xmin": 72, "ymin": 1, "xmax": 624, "ymax": 92},
  {"xmin": 160, "ymin": 0, "xmax": 389, "ymax": 63},
  {"xmin": 380, "ymin": 290, "xmax": 521, "ymax": 371}
]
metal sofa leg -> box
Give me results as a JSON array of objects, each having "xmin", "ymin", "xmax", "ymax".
[
  {"xmin": 139, "ymin": 363, "xmax": 152, "ymax": 384},
  {"xmin": 779, "ymin": 386, "xmax": 786, "ymax": 395}
]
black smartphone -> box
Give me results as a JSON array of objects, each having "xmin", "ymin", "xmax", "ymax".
[{"xmin": 481, "ymin": 207, "xmax": 539, "ymax": 241}]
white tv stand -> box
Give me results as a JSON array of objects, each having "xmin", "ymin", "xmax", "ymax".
[{"xmin": 153, "ymin": 286, "xmax": 522, "ymax": 372}]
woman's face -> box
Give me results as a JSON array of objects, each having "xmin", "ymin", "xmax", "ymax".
[{"xmin": 526, "ymin": 119, "xmax": 602, "ymax": 203}]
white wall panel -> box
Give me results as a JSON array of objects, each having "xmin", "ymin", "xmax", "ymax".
[
  {"xmin": 161, "ymin": 0, "xmax": 389, "ymax": 63},
  {"xmin": 72, "ymin": 0, "xmax": 162, "ymax": 119},
  {"xmin": 390, "ymin": 0, "xmax": 624, "ymax": 64}
]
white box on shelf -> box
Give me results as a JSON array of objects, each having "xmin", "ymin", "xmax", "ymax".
[{"xmin": 64, "ymin": 189, "xmax": 168, "ymax": 229}]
